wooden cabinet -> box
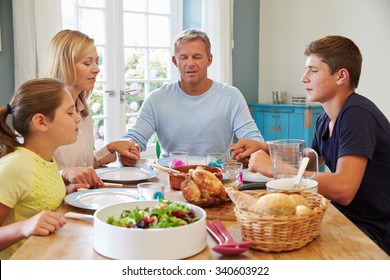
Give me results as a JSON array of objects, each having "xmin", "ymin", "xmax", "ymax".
[{"xmin": 248, "ymin": 103, "xmax": 324, "ymax": 145}]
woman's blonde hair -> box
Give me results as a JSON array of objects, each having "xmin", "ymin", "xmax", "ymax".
[
  {"xmin": 42, "ymin": 29, "xmax": 95, "ymax": 117},
  {"xmin": 0, "ymin": 78, "xmax": 67, "ymax": 157}
]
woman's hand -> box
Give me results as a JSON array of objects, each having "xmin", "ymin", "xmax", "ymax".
[
  {"xmin": 248, "ymin": 149, "xmax": 274, "ymax": 178},
  {"xmin": 107, "ymin": 139, "xmax": 141, "ymax": 162}
]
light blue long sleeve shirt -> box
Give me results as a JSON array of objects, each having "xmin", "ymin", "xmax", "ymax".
[{"xmin": 123, "ymin": 80, "xmax": 264, "ymax": 157}]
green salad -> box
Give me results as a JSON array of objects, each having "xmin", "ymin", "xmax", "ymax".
[{"xmin": 106, "ymin": 200, "xmax": 199, "ymax": 229}]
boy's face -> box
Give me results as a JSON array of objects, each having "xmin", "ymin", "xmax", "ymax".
[{"xmin": 301, "ymin": 54, "xmax": 340, "ymax": 103}]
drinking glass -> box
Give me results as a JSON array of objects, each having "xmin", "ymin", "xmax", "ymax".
[
  {"xmin": 169, "ymin": 151, "xmax": 188, "ymax": 168},
  {"xmin": 222, "ymin": 161, "xmax": 243, "ymax": 189},
  {"xmin": 137, "ymin": 183, "xmax": 165, "ymax": 200},
  {"xmin": 207, "ymin": 152, "xmax": 227, "ymax": 168}
]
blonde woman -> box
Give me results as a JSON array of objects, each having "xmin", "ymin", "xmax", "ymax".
[{"xmin": 42, "ymin": 30, "xmax": 140, "ymax": 188}]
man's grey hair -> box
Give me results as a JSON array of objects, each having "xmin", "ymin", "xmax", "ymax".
[{"xmin": 173, "ymin": 29, "xmax": 211, "ymax": 56}]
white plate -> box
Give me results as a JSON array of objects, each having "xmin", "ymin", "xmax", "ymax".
[
  {"xmin": 157, "ymin": 156, "xmax": 207, "ymax": 167},
  {"xmin": 242, "ymin": 169, "xmax": 273, "ymax": 183},
  {"xmin": 96, "ymin": 167, "xmax": 158, "ymax": 183},
  {"xmin": 65, "ymin": 189, "xmax": 138, "ymax": 210}
]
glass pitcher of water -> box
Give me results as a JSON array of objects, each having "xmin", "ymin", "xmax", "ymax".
[{"xmin": 267, "ymin": 139, "xmax": 318, "ymax": 179}]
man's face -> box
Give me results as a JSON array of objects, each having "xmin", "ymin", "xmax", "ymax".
[{"xmin": 172, "ymin": 38, "xmax": 212, "ymax": 86}]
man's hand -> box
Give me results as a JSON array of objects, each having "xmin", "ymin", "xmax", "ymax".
[
  {"xmin": 230, "ymin": 138, "xmax": 268, "ymax": 161},
  {"xmin": 108, "ymin": 139, "xmax": 141, "ymax": 165}
]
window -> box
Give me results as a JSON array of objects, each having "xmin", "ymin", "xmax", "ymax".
[{"xmin": 62, "ymin": 0, "xmax": 182, "ymax": 152}]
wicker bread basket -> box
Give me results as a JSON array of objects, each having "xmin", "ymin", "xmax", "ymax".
[{"xmin": 234, "ymin": 190, "xmax": 329, "ymax": 252}]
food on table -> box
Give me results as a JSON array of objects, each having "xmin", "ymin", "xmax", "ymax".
[
  {"xmin": 289, "ymin": 194, "xmax": 311, "ymax": 208},
  {"xmin": 227, "ymin": 189, "xmax": 259, "ymax": 212},
  {"xmin": 106, "ymin": 200, "xmax": 198, "ymax": 228},
  {"xmin": 295, "ymin": 204, "xmax": 313, "ymax": 216},
  {"xmin": 169, "ymin": 165, "xmax": 222, "ymax": 190},
  {"xmin": 255, "ymin": 193, "xmax": 296, "ymax": 216},
  {"xmin": 181, "ymin": 166, "xmax": 227, "ymax": 207},
  {"xmin": 228, "ymin": 190, "xmax": 313, "ymax": 216}
]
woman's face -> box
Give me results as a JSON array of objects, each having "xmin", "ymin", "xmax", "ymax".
[{"xmin": 74, "ymin": 45, "xmax": 100, "ymax": 93}]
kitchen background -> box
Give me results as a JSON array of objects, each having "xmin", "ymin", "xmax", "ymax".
[{"xmin": 1, "ymin": 0, "xmax": 389, "ymax": 119}]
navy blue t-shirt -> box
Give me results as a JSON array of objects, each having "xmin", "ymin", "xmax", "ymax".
[{"xmin": 312, "ymin": 93, "xmax": 390, "ymax": 254}]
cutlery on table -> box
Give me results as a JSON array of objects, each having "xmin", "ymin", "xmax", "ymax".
[
  {"xmin": 103, "ymin": 182, "xmax": 124, "ymax": 188},
  {"xmin": 76, "ymin": 182, "xmax": 124, "ymax": 192},
  {"xmin": 64, "ymin": 212, "xmax": 94, "ymax": 223},
  {"xmin": 212, "ymin": 219, "xmax": 253, "ymax": 248},
  {"xmin": 150, "ymin": 163, "xmax": 181, "ymax": 174},
  {"xmin": 206, "ymin": 220, "xmax": 251, "ymax": 255},
  {"xmin": 294, "ymin": 157, "xmax": 310, "ymax": 189}
]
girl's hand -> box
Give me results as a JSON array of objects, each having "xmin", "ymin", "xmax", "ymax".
[
  {"xmin": 21, "ymin": 211, "xmax": 67, "ymax": 238},
  {"xmin": 65, "ymin": 183, "xmax": 94, "ymax": 194},
  {"xmin": 62, "ymin": 166, "xmax": 104, "ymax": 188}
]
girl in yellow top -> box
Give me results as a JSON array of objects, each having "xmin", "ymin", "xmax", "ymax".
[{"xmin": 0, "ymin": 78, "xmax": 80, "ymax": 259}]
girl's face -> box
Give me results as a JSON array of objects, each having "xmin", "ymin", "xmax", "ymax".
[
  {"xmin": 74, "ymin": 45, "xmax": 100, "ymax": 93},
  {"xmin": 49, "ymin": 90, "xmax": 81, "ymax": 146}
]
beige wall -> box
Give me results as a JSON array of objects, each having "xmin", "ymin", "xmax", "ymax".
[{"xmin": 259, "ymin": 0, "xmax": 390, "ymax": 119}]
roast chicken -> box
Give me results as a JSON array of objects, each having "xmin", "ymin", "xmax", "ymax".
[{"xmin": 181, "ymin": 166, "xmax": 227, "ymax": 207}]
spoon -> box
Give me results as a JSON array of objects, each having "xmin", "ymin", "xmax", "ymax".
[
  {"xmin": 206, "ymin": 220, "xmax": 251, "ymax": 255},
  {"xmin": 294, "ymin": 157, "xmax": 310, "ymax": 189}
]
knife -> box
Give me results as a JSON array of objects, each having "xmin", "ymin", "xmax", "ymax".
[{"xmin": 239, "ymin": 182, "xmax": 266, "ymax": 190}]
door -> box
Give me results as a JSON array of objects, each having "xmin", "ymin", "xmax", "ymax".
[
  {"xmin": 263, "ymin": 111, "xmax": 289, "ymax": 140},
  {"xmin": 62, "ymin": 0, "xmax": 182, "ymax": 151}
]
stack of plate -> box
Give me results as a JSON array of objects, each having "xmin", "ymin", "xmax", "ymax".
[{"xmin": 292, "ymin": 96, "xmax": 306, "ymax": 105}]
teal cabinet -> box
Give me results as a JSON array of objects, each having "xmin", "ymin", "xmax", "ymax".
[{"xmin": 248, "ymin": 103, "xmax": 324, "ymax": 146}]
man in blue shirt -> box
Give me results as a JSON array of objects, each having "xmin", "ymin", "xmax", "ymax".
[{"xmin": 121, "ymin": 29, "xmax": 263, "ymax": 163}]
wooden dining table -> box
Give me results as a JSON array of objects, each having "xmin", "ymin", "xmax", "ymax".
[{"xmin": 10, "ymin": 160, "xmax": 389, "ymax": 260}]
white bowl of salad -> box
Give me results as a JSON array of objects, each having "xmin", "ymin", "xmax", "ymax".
[{"xmin": 93, "ymin": 200, "xmax": 207, "ymax": 259}]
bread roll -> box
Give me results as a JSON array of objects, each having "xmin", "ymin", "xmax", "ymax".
[
  {"xmin": 255, "ymin": 193, "xmax": 296, "ymax": 216},
  {"xmin": 295, "ymin": 205, "xmax": 313, "ymax": 216},
  {"xmin": 228, "ymin": 190, "xmax": 258, "ymax": 212},
  {"xmin": 289, "ymin": 194, "xmax": 311, "ymax": 208}
]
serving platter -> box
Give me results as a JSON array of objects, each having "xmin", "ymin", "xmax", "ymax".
[
  {"xmin": 242, "ymin": 169, "xmax": 273, "ymax": 183},
  {"xmin": 157, "ymin": 156, "xmax": 207, "ymax": 167},
  {"xmin": 64, "ymin": 189, "xmax": 138, "ymax": 210},
  {"xmin": 96, "ymin": 167, "xmax": 158, "ymax": 184}
]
